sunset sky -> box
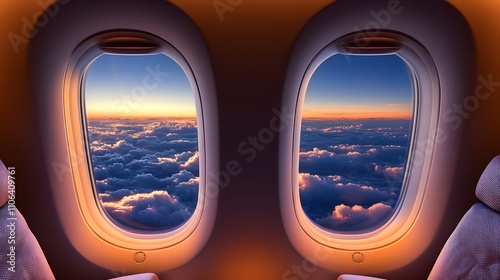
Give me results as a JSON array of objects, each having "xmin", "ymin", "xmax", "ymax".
[
  {"xmin": 84, "ymin": 53, "xmax": 199, "ymax": 230},
  {"xmin": 85, "ymin": 53, "xmax": 196, "ymax": 118},
  {"xmin": 299, "ymin": 54, "xmax": 413, "ymax": 231},
  {"xmin": 303, "ymin": 54, "xmax": 414, "ymax": 120}
]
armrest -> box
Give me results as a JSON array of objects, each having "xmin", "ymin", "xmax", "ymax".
[
  {"xmin": 337, "ymin": 274, "xmax": 386, "ymax": 280},
  {"xmin": 108, "ymin": 273, "xmax": 159, "ymax": 280}
]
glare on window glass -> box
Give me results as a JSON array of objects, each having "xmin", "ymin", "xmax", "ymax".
[
  {"xmin": 299, "ymin": 54, "xmax": 414, "ymax": 232},
  {"xmin": 84, "ymin": 53, "xmax": 199, "ymax": 231}
]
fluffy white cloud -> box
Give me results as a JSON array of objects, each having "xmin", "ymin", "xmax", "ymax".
[
  {"xmin": 384, "ymin": 166, "xmax": 405, "ymax": 178},
  {"xmin": 317, "ymin": 203, "xmax": 393, "ymax": 230},
  {"xmin": 300, "ymin": 148, "xmax": 335, "ymax": 158},
  {"xmin": 103, "ymin": 190, "xmax": 193, "ymax": 229}
]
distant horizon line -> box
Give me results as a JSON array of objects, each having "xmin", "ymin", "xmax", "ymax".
[
  {"xmin": 86, "ymin": 116, "xmax": 411, "ymax": 121},
  {"xmin": 87, "ymin": 115, "xmax": 196, "ymax": 120},
  {"xmin": 302, "ymin": 117, "xmax": 412, "ymax": 121}
]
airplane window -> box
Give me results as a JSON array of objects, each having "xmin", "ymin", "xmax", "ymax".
[
  {"xmin": 298, "ymin": 53, "xmax": 414, "ymax": 232},
  {"xmin": 83, "ymin": 53, "xmax": 200, "ymax": 232}
]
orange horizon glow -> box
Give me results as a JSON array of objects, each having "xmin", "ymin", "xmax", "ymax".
[
  {"xmin": 85, "ymin": 99, "xmax": 197, "ymax": 120},
  {"xmin": 302, "ymin": 102, "xmax": 412, "ymax": 120},
  {"xmin": 301, "ymin": 110, "xmax": 412, "ymax": 120},
  {"xmin": 86, "ymin": 112, "xmax": 197, "ymax": 120}
]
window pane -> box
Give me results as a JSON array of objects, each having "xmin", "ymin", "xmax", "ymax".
[
  {"xmin": 84, "ymin": 53, "xmax": 199, "ymax": 231},
  {"xmin": 299, "ymin": 54, "xmax": 414, "ymax": 232}
]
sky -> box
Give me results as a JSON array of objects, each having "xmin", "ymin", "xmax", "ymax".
[
  {"xmin": 83, "ymin": 53, "xmax": 199, "ymax": 231},
  {"xmin": 299, "ymin": 54, "xmax": 413, "ymax": 231},
  {"xmin": 303, "ymin": 54, "xmax": 413, "ymax": 119},
  {"xmin": 84, "ymin": 53, "xmax": 196, "ymax": 118}
]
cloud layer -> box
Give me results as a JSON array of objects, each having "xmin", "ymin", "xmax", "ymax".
[
  {"xmin": 299, "ymin": 119, "xmax": 411, "ymax": 231},
  {"xmin": 88, "ymin": 119, "xmax": 199, "ymax": 231}
]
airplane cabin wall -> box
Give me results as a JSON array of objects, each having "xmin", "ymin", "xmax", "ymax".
[{"xmin": 0, "ymin": 0, "xmax": 499, "ymax": 279}]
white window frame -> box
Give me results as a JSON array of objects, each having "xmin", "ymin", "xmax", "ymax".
[
  {"xmin": 278, "ymin": 3, "xmax": 474, "ymax": 274},
  {"xmin": 290, "ymin": 32, "xmax": 440, "ymax": 250},
  {"xmin": 32, "ymin": 0, "xmax": 219, "ymax": 273},
  {"xmin": 64, "ymin": 31, "xmax": 207, "ymax": 249}
]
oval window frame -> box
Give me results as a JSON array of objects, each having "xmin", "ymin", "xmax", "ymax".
[
  {"xmin": 291, "ymin": 31, "xmax": 440, "ymax": 251},
  {"xmin": 64, "ymin": 30, "xmax": 207, "ymax": 250}
]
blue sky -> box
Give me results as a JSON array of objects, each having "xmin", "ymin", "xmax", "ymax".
[
  {"xmin": 85, "ymin": 53, "xmax": 195, "ymax": 118},
  {"xmin": 304, "ymin": 54, "xmax": 413, "ymax": 119}
]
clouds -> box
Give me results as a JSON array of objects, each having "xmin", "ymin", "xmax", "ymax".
[
  {"xmin": 299, "ymin": 173, "xmax": 397, "ymax": 223},
  {"xmin": 316, "ymin": 203, "xmax": 394, "ymax": 231},
  {"xmin": 87, "ymin": 119, "xmax": 199, "ymax": 231},
  {"xmin": 299, "ymin": 119, "xmax": 411, "ymax": 231},
  {"xmin": 102, "ymin": 190, "xmax": 194, "ymax": 230}
]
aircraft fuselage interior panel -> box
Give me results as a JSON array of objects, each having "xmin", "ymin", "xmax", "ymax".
[{"xmin": 1, "ymin": 0, "xmax": 499, "ymax": 279}]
